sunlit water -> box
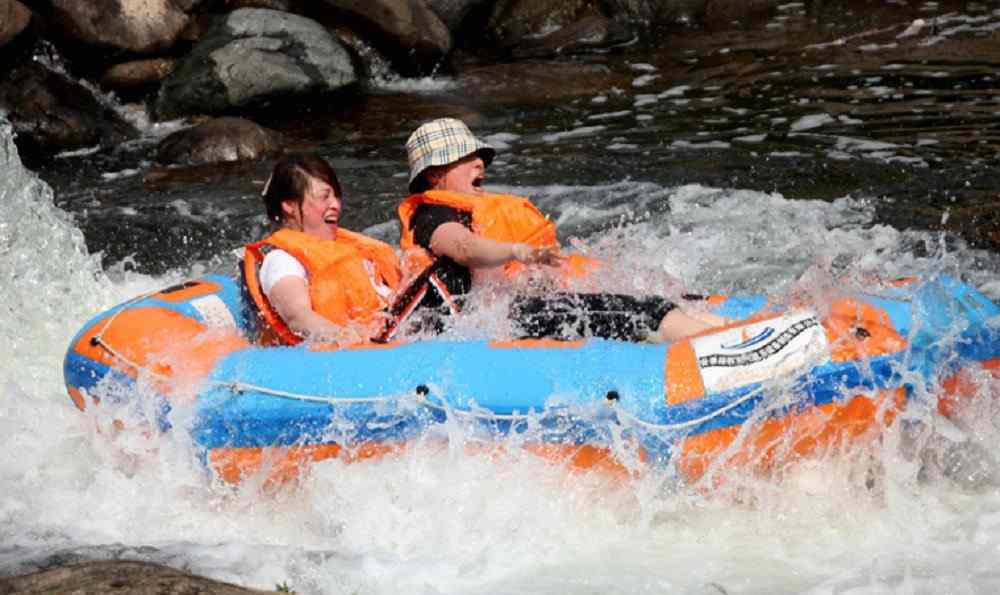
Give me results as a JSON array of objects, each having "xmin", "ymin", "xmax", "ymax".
[
  {"xmin": 5, "ymin": 2, "xmax": 1000, "ymax": 588},
  {"xmin": 4, "ymin": 91, "xmax": 1000, "ymax": 594}
]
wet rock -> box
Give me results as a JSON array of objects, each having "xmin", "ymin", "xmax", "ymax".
[
  {"xmin": 47, "ymin": 0, "xmax": 198, "ymax": 54},
  {"xmin": 0, "ymin": 560, "xmax": 278, "ymax": 594},
  {"xmin": 599, "ymin": 0, "xmax": 708, "ymax": 25},
  {"xmin": 223, "ymin": 0, "xmax": 297, "ymax": 9},
  {"xmin": 154, "ymin": 8, "xmax": 356, "ymax": 120},
  {"xmin": 0, "ymin": 0, "xmax": 31, "ymax": 50},
  {"xmin": 511, "ymin": 15, "xmax": 635, "ymax": 59},
  {"xmin": 0, "ymin": 61, "xmax": 139, "ymax": 160},
  {"xmin": 312, "ymin": 0, "xmax": 452, "ymax": 76},
  {"xmin": 101, "ymin": 57, "xmax": 177, "ymax": 93},
  {"xmin": 156, "ymin": 117, "xmax": 283, "ymax": 165},
  {"xmin": 425, "ymin": 0, "xmax": 491, "ymax": 31},
  {"xmin": 486, "ymin": 0, "xmax": 603, "ymax": 49}
]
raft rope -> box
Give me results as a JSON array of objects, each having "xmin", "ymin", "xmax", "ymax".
[
  {"xmin": 89, "ymin": 297, "xmax": 768, "ymax": 431},
  {"xmin": 89, "ymin": 291, "xmax": 172, "ymax": 382}
]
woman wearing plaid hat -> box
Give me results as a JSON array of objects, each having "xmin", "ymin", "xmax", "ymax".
[
  {"xmin": 244, "ymin": 153, "xmax": 401, "ymax": 346},
  {"xmin": 383, "ymin": 118, "xmax": 724, "ymax": 343}
]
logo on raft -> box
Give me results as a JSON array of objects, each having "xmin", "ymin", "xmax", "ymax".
[{"xmin": 692, "ymin": 311, "xmax": 832, "ymax": 393}]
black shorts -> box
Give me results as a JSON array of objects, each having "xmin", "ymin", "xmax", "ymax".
[{"xmin": 510, "ymin": 292, "xmax": 677, "ymax": 342}]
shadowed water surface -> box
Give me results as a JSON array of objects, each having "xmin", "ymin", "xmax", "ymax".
[{"xmin": 31, "ymin": 0, "xmax": 1000, "ymax": 274}]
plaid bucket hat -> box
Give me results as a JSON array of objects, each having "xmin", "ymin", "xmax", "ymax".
[{"xmin": 406, "ymin": 118, "xmax": 495, "ymax": 192}]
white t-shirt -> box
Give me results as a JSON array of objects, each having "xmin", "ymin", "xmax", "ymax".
[
  {"xmin": 260, "ymin": 249, "xmax": 307, "ymax": 299},
  {"xmin": 259, "ymin": 248, "xmax": 394, "ymax": 302}
]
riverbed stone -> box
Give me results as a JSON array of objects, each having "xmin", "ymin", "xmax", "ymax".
[
  {"xmin": 599, "ymin": 0, "xmax": 707, "ymax": 24},
  {"xmin": 156, "ymin": 117, "xmax": 283, "ymax": 165},
  {"xmin": 0, "ymin": 0, "xmax": 31, "ymax": 50},
  {"xmin": 101, "ymin": 57, "xmax": 177, "ymax": 92},
  {"xmin": 425, "ymin": 0, "xmax": 491, "ymax": 31},
  {"xmin": 154, "ymin": 8, "xmax": 356, "ymax": 120},
  {"xmin": 0, "ymin": 61, "xmax": 139, "ymax": 160},
  {"xmin": 511, "ymin": 14, "xmax": 635, "ymax": 58},
  {"xmin": 314, "ymin": 0, "xmax": 452, "ymax": 76},
  {"xmin": 486, "ymin": 0, "xmax": 602, "ymax": 48},
  {"xmin": 47, "ymin": 0, "xmax": 198, "ymax": 54},
  {"xmin": 0, "ymin": 560, "xmax": 278, "ymax": 594}
]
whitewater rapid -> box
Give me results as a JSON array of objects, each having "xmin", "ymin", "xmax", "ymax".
[{"xmin": 4, "ymin": 110, "xmax": 1000, "ymax": 594}]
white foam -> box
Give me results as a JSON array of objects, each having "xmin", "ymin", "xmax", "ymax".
[
  {"xmin": 4, "ymin": 112, "xmax": 1000, "ymax": 595},
  {"xmin": 790, "ymin": 114, "xmax": 836, "ymax": 131},
  {"xmin": 735, "ymin": 134, "xmax": 768, "ymax": 143},
  {"xmin": 483, "ymin": 132, "xmax": 521, "ymax": 151},
  {"xmin": 541, "ymin": 126, "xmax": 606, "ymax": 143},
  {"xmin": 632, "ymin": 74, "xmax": 660, "ymax": 87},
  {"xmin": 587, "ymin": 110, "xmax": 632, "ymax": 121},
  {"xmin": 672, "ymin": 140, "xmax": 732, "ymax": 150}
]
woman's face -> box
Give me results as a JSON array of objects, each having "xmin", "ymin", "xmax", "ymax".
[
  {"xmin": 282, "ymin": 175, "xmax": 341, "ymax": 241},
  {"xmin": 428, "ymin": 154, "xmax": 486, "ymax": 194}
]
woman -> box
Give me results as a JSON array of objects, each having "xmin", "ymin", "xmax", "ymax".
[
  {"xmin": 391, "ymin": 118, "xmax": 724, "ymax": 343},
  {"xmin": 244, "ymin": 153, "xmax": 401, "ymax": 346}
]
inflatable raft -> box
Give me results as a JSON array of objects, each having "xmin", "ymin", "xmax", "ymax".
[{"xmin": 64, "ymin": 275, "xmax": 1000, "ymax": 485}]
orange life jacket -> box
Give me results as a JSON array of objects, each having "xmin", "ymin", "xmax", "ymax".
[
  {"xmin": 397, "ymin": 190, "xmax": 595, "ymax": 280},
  {"xmin": 243, "ymin": 228, "xmax": 401, "ymax": 346}
]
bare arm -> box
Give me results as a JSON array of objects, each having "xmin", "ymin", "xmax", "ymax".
[
  {"xmin": 268, "ymin": 276, "xmax": 362, "ymax": 344},
  {"xmin": 429, "ymin": 222, "xmax": 561, "ymax": 268}
]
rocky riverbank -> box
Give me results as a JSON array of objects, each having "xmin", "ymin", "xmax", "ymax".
[{"xmin": 0, "ymin": 0, "xmax": 786, "ymax": 162}]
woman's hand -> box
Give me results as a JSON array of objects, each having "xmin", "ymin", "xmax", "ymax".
[{"xmin": 511, "ymin": 243, "xmax": 562, "ymax": 266}]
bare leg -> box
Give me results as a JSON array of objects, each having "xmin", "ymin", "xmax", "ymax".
[{"xmin": 651, "ymin": 308, "xmax": 728, "ymax": 342}]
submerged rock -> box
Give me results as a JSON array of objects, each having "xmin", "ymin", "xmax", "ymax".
[
  {"xmin": 511, "ymin": 15, "xmax": 635, "ymax": 59},
  {"xmin": 0, "ymin": 560, "xmax": 278, "ymax": 594},
  {"xmin": 156, "ymin": 117, "xmax": 283, "ymax": 165},
  {"xmin": 155, "ymin": 8, "xmax": 356, "ymax": 120},
  {"xmin": 487, "ymin": 0, "xmax": 601, "ymax": 49}
]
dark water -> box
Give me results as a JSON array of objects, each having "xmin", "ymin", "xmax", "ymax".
[{"xmin": 33, "ymin": 0, "xmax": 1000, "ymax": 274}]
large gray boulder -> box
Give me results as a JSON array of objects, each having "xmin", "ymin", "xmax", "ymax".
[
  {"xmin": 0, "ymin": 0, "xmax": 31, "ymax": 50},
  {"xmin": 156, "ymin": 117, "xmax": 283, "ymax": 165},
  {"xmin": 154, "ymin": 8, "xmax": 356, "ymax": 120},
  {"xmin": 0, "ymin": 61, "xmax": 139, "ymax": 158},
  {"xmin": 47, "ymin": 0, "xmax": 199, "ymax": 54},
  {"xmin": 315, "ymin": 0, "xmax": 451, "ymax": 76}
]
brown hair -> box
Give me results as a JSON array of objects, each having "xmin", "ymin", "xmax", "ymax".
[{"xmin": 261, "ymin": 153, "xmax": 343, "ymax": 224}]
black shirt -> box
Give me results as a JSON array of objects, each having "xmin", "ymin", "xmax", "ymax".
[{"xmin": 409, "ymin": 204, "xmax": 473, "ymax": 298}]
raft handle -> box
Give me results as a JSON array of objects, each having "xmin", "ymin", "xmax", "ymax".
[{"xmin": 854, "ymin": 326, "xmax": 871, "ymax": 339}]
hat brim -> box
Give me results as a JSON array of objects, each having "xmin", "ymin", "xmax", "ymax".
[{"xmin": 408, "ymin": 145, "xmax": 496, "ymax": 193}]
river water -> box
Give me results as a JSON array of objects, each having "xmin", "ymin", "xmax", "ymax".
[{"xmin": 3, "ymin": 1, "xmax": 1000, "ymax": 593}]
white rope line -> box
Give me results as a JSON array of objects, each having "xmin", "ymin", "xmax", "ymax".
[
  {"xmin": 89, "ymin": 300, "xmax": 766, "ymax": 430},
  {"xmin": 609, "ymin": 385, "xmax": 768, "ymax": 431},
  {"xmin": 91, "ymin": 327, "xmax": 768, "ymax": 430}
]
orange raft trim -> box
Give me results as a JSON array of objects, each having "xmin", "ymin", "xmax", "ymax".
[
  {"xmin": 208, "ymin": 440, "xmax": 647, "ymax": 487},
  {"xmin": 674, "ymin": 388, "xmax": 908, "ymax": 483},
  {"xmin": 69, "ymin": 306, "xmax": 249, "ymax": 409}
]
